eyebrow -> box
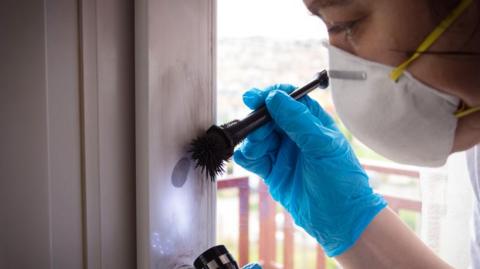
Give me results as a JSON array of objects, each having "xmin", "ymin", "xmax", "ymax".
[{"xmin": 306, "ymin": 0, "xmax": 354, "ymax": 15}]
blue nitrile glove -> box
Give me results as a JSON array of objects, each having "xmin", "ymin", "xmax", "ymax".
[
  {"xmin": 233, "ymin": 84, "xmax": 387, "ymax": 257},
  {"xmin": 241, "ymin": 263, "xmax": 262, "ymax": 269}
]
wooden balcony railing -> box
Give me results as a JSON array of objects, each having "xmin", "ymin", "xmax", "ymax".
[{"xmin": 217, "ymin": 162, "xmax": 422, "ymax": 269}]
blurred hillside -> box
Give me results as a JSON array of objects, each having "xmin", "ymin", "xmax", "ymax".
[{"xmin": 217, "ymin": 37, "xmax": 330, "ymax": 124}]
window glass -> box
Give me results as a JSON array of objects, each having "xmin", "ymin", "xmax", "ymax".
[{"xmin": 216, "ymin": 1, "xmax": 421, "ymax": 268}]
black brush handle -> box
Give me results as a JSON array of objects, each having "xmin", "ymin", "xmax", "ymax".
[{"xmin": 223, "ymin": 70, "xmax": 329, "ymax": 146}]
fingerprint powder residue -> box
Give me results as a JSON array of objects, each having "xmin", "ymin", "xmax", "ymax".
[{"xmin": 171, "ymin": 157, "xmax": 191, "ymax": 188}]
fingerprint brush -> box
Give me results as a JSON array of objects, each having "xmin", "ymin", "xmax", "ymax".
[{"xmin": 190, "ymin": 70, "xmax": 330, "ymax": 181}]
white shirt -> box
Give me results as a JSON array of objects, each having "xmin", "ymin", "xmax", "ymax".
[{"xmin": 467, "ymin": 144, "xmax": 480, "ymax": 269}]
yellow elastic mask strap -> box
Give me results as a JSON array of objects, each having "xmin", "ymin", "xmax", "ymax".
[
  {"xmin": 390, "ymin": 0, "xmax": 473, "ymax": 81},
  {"xmin": 455, "ymin": 105, "xmax": 480, "ymax": 118}
]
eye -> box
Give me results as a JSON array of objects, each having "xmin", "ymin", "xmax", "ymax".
[
  {"xmin": 327, "ymin": 21, "xmax": 356, "ymax": 34},
  {"xmin": 327, "ymin": 17, "xmax": 366, "ymax": 36}
]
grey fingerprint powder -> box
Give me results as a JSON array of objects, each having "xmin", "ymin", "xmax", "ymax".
[{"xmin": 171, "ymin": 157, "xmax": 191, "ymax": 188}]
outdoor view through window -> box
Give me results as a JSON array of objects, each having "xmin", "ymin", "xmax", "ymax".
[{"xmin": 216, "ymin": 1, "xmax": 422, "ymax": 268}]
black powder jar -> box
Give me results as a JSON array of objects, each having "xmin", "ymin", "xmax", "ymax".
[{"xmin": 193, "ymin": 245, "xmax": 239, "ymax": 269}]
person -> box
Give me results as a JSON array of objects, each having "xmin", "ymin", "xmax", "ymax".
[{"xmin": 234, "ymin": 0, "xmax": 480, "ymax": 268}]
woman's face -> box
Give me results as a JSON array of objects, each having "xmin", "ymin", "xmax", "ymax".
[
  {"xmin": 305, "ymin": 0, "xmax": 480, "ymax": 152},
  {"xmin": 306, "ymin": 0, "xmax": 437, "ymax": 65}
]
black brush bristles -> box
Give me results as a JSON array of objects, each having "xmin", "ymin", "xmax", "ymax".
[{"xmin": 190, "ymin": 125, "xmax": 234, "ymax": 181}]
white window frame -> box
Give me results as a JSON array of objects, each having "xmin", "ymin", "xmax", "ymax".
[{"xmin": 135, "ymin": 1, "xmax": 217, "ymax": 268}]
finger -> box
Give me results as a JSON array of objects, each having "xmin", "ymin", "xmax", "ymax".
[
  {"xmin": 247, "ymin": 122, "xmax": 275, "ymax": 141},
  {"xmin": 240, "ymin": 132, "xmax": 280, "ymax": 160},
  {"xmin": 265, "ymin": 90, "xmax": 339, "ymax": 154},
  {"xmin": 233, "ymin": 150, "xmax": 274, "ymax": 179},
  {"xmin": 243, "ymin": 88, "xmax": 264, "ymax": 110},
  {"xmin": 243, "ymin": 84, "xmax": 296, "ymax": 110},
  {"xmin": 299, "ymin": 95, "xmax": 337, "ymax": 128},
  {"xmin": 262, "ymin": 137, "xmax": 297, "ymax": 196},
  {"xmin": 267, "ymin": 83, "xmax": 296, "ymax": 94}
]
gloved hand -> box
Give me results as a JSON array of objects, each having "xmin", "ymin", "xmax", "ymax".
[
  {"xmin": 234, "ymin": 84, "xmax": 387, "ymax": 256},
  {"xmin": 241, "ymin": 263, "xmax": 262, "ymax": 269}
]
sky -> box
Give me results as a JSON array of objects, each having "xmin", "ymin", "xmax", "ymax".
[{"xmin": 217, "ymin": 0, "xmax": 329, "ymax": 40}]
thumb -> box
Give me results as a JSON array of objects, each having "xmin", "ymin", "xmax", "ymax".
[{"xmin": 265, "ymin": 90, "xmax": 339, "ymax": 154}]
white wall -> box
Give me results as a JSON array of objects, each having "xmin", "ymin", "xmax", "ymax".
[{"xmin": 0, "ymin": 0, "xmax": 136, "ymax": 268}]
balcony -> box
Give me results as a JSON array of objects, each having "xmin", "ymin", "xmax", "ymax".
[{"xmin": 217, "ymin": 161, "xmax": 422, "ymax": 269}]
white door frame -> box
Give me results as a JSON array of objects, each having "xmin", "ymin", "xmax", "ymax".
[{"xmin": 79, "ymin": 0, "xmax": 136, "ymax": 268}]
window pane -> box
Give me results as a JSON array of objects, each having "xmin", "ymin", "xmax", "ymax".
[{"xmin": 216, "ymin": 1, "xmax": 422, "ymax": 268}]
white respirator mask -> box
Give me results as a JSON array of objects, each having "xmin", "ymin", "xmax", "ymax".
[{"xmin": 326, "ymin": 0, "xmax": 479, "ymax": 166}]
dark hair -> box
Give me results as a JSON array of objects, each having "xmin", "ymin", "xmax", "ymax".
[{"xmin": 429, "ymin": 0, "xmax": 459, "ymax": 20}]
